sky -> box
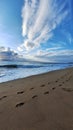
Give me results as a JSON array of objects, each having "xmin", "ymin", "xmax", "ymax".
[{"xmin": 0, "ymin": 0, "xmax": 73, "ymax": 63}]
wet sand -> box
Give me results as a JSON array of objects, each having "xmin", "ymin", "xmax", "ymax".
[{"xmin": 0, "ymin": 67, "xmax": 73, "ymax": 130}]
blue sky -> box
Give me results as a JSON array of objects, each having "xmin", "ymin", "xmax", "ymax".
[{"xmin": 0, "ymin": 0, "xmax": 73, "ymax": 62}]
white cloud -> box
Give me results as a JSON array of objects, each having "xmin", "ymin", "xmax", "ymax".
[
  {"xmin": 0, "ymin": 46, "xmax": 19, "ymax": 60},
  {"xmin": 18, "ymin": 0, "xmax": 68, "ymax": 51},
  {"xmin": 1, "ymin": 46, "xmax": 72, "ymax": 63},
  {"xmin": 0, "ymin": 46, "xmax": 12, "ymax": 52}
]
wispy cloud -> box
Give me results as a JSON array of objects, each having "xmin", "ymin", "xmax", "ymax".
[
  {"xmin": 18, "ymin": 0, "xmax": 68, "ymax": 51},
  {"xmin": 18, "ymin": 0, "xmax": 68, "ymax": 50},
  {"xmin": 34, "ymin": 48, "xmax": 73, "ymax": 62},
  {"xmin": 19, "ymin": 46, "xmax": 73, "ymax": 63}
]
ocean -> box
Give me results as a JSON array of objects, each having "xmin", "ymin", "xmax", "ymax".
[{"xmin": 0, "ymin": 61, "xmax": 73, "ymax": 83}]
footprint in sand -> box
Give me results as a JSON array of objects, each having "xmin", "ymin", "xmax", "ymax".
[
  {"xmin": 0, "ymin": 96, "xmax": 7, "ymax": 101},
  {"xmin": 59, "ymin": 84, "xmax": 62, "ymax": 87},
  {"xmin": 52, "ymin": 87, "xmax": 56, "ymax": 90},
  {"xmin": 17, "ymin": 91, "xmax": 24, "ymax": 95},
  {"xmin": 40, "ymin": 84, "xmax": 45, "ymax": 87},
  {"xmin": 30, "ymin": 87, "xmax": 34, "ymax": 90},
  {"xmin": 16, "ymin": 102, "xmax": 24, "ymax": 108},
  {"xmin": 62, "ymin": 88, "xmax": 73, "ymax": 92},
  {"xmin": 48, "ymin": 82, "xmax": 50, "ymax": 85},
  {"xmin": 55, "ymin": 80, "xmax": 59, "ymax": 83},
  {"xmin": 66, "ymin": 79, "xmax": 69, "ymax": 82},
  {"xmin": 32, "ymin": 95, "xmax": 38, "ymax": 99},
  {"xmin": 44, "ymin": 91, "xmax": 49, "ymax": 95}
]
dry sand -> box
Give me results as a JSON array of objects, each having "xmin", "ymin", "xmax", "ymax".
[{"xmin": 0, "ymin": 67, "xmax": 73, "ymax": 130}]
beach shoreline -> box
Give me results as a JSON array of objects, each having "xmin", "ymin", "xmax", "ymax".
[
  {"xmin": 0, "ymin": 66, "xmax": 73, "ymax": 84},
  {"xmin": 0, "ymin": 67, "xmax": 73, "ymax": 130}
]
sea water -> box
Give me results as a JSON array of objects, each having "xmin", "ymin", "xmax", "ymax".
[{"xmin": 0, "ymin": 61, "xmax": 73, "ymax": 83}]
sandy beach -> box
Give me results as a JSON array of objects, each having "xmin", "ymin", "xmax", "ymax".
[{"xmin": 0, "ymin": 67, "xmax": 73, "ymax": 130}]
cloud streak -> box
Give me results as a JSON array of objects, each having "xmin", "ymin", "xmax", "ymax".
[
  {"xmin": 34, "ymin": 48, "xmax": 73, "ymax": 62},
  {"xmin": 18, "ymin": 0, "xmax": 68, "ymax": 51}
]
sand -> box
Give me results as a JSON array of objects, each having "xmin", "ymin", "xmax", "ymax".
[{"xmin": 0, "ymin": 67, "xmax": 73, "ymax": 130}]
